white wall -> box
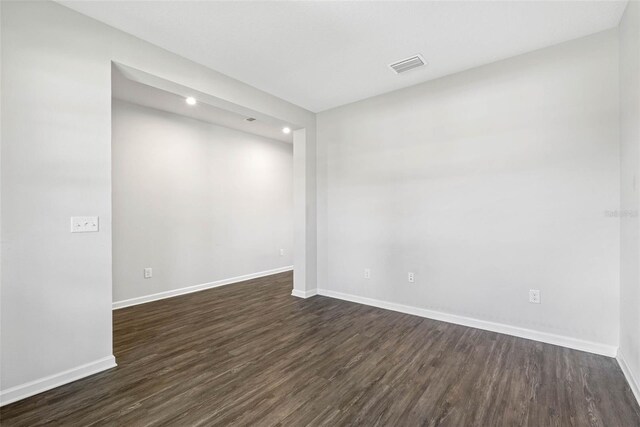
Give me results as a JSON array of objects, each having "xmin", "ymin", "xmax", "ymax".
[
  {"xmin": 619, "ymin": 0, "xmax": 640, "ymax": 403},
  {"xmin": 317, "ymin": 30, "xmax": 620, "ymax": 353},
  {"xmin": 112, "ymin": 100, "xmax": 293, "ymax": 304},
  {"xmin": 0, "ymin": 0, "xmax": 315, "ymax": 403},
  {"xmin": 0, "ymin": 0, "xmax": 633, "ymax": 407}
]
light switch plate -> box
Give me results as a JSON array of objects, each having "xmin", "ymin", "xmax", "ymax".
[{"xmin": 71, "ymin": 216, "xmax": 99, "ymax": 233}]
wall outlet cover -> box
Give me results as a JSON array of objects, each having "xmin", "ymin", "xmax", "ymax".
[{"xmin": 529, "ymin": 289, "xmax": 541, "ymax": 304}]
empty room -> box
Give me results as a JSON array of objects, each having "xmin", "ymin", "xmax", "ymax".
[{"xmin": 1, "ymin": 0, "xmax": 639, "ymax": 426}]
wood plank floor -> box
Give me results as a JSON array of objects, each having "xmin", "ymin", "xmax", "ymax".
[{"xmin": 2, "ymin": 271, "xmax": 639, "ymax": 426}]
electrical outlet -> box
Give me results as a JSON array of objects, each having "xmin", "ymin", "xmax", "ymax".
[
  {"xmin": 70, "ymin": 216, "xmax": 99, "ymax": 233},
  {"xmin": 280, "ymin": 249, "xmax": 284, "ymax": 256},
  {"xmin": 408, "ymin": 272, "xmax": 415, "ymax": 283},
  {"xmin": 144, "ymin": 268, "xmax": 153, "ymax": 279},
  {"xmin": 364, "ymin": 268, "xmax": 371, "ymax": 279},
  {"xmin": 529, "ymin": 289, "xmax": 540, "ymax": 304}
]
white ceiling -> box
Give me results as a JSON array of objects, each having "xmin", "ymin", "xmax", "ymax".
[
  {"xmin": 112, "ymin": 68, "xmax": 294, "ymax": 143},
  {"xmin": 62, "ymin": 1, "xmax": 627, "ymax": 112}
]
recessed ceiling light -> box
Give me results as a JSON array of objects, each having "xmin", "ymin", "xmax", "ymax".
[
  {"xmin": 282, "ymin": 127, "xmax": 291, "ymax": 134},
  {"xmin": 185, "ymin": 96, "xmax": 197, "ymax": 106}
]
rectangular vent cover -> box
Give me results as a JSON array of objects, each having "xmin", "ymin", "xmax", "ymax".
[{"xmin": 389, "ymin": 55, "xmax": 426, "ymax": 74}]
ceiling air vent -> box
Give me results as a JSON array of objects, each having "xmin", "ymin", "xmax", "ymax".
[
  {"xmin": 389, "ymin": 54, "xmax": 426, "ymax": 74},
  {"xmin": 245, "ymin": 117, "xmax": 256, "ymax": 122}
]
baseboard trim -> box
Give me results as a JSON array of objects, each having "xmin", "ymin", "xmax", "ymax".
[
  {"xmin": 316, "ymin": 289, "xmax": 617, "ymax": 357},
  {"xmin": 0, "ymin": 355, "xmax": 117, "ymax": 407},
  {"xmin": 291, "ymin": 288, "xmax": 318, "ymax": 299},
  {"xmin": 617, "ymin": 349, "xmax": 640, "ymax": 406},
  {"xmin": 113, "ymin": 266, "xmax": 294, "ymax": 309}
]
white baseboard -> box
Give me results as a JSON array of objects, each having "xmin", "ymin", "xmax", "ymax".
[
  {"xmin": 291, "ymin": 288, "xmax": 318, "ymax": 299},
  {"xmin": 316, "ymin": 289, "xmax": 618, "ymax": 357},
  {"xmin": 0, "ymin": 355, "xmax": 116, "ymax": 407},
  {"xmin": 617, "ymin": 349, "xmax": 640, "ymax": 406},
  {"xmin": 113, "ymin": 266, "xmax": 293, "ymax": 310}
]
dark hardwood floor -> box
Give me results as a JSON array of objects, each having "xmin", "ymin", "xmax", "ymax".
[{"xmin": 2, "ymin": 271, "xmax": 639, "ymax": 426}]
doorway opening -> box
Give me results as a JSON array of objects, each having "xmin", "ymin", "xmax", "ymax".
[{"xmin": 110, "ymin": 63, "xmax": 308, "ymax": 316}]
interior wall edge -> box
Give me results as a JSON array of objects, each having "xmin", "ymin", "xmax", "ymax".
[
  {"xmin": 291, "ymin": 288, "xmax": 319, "ymax": 299},
  {"xmin": 0, "ymin": 355, "xmax": 117, "ymax": 408},
  {"xmin": 618, "ymin": 347, "xmax": 640, "ymax": 406},
  {"xmin": 316, "ymin": 289, "xmax": 618, "ymax": 358},
  {"xmin": 112, "ymin": 266, "xmax": 294, "ymax": 310}
]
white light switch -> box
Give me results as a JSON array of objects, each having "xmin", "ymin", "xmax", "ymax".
[
  {"xmin": 71, "ymin": 216, "xmax": 99, "ymax": 233},
  {"xmin": 144, "ymin": 268, "xmax": 152, "ymax": 279}
]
